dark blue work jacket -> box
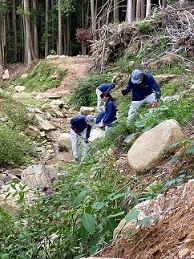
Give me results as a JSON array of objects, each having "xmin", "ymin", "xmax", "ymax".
[
  {"xmin": 103, "ymin": 99, "xmax": 117, "ymax": 126},
  {"xmin": 70, "ymin": 115, "xmax": 91, "ymax": 138},
  {"xmin": 125, "ymin": 73, "xmax": 161, "ymax": 101}
]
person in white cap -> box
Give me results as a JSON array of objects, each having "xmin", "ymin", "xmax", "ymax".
[
  {"xmin": 70, "ymin": 114, "xmax": 94, "ymax": 161},
  {"xmin": 121, "ymin": 69, "xmax": 161, "ymax": 125}
]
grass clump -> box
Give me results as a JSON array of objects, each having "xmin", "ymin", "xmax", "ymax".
[
  {"xmin": 11, "ymin": 60, "xmax": 67, "ymax": 92},
  {"xmin": 70, "ymin": 72, "xmax": 114, "ymax": 110},
  {"xmin": 0, "ymin": 94, "xmax": 30, "ymax": 131},
  {"xmin": 0, "ymin": 123, "xmax": 35, "ymax": 166},
  {"xmin": 136, "ymin": 20, "xmax": 155, "ymax": 34}
]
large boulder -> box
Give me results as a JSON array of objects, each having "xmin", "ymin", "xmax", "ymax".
[
  {"xmin": 127, "ymin": 119, "xmax": 186, "ymax": 173},
  {"xmin": 89, "ymin": 128, "xmax": 105, "ymax": 141},
  {"xmin": 58, "ymin": 133, "xmax": 71, "ymax": 151},
  {"xmin": 21, "ymin": 164, "xmax": 58, "ymax": 189}
]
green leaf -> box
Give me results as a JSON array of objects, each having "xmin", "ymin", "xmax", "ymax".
[
  {"xmin": 74, "ymin": 189, "xmax": 88, "ymax": 206},
  {"xmin": 80, "ymin": 225, "xmax": 89, "ymax": 244},
  {"xmin": 135, "ymin": 120, "xmax": 145, "ymax": 128},
  {"xmin": 82, "ymin": 213, "xmax": 95, "ymax": 234},
  {"xmin": 185, "ymin": 145, "xmax": 194, "ymax": 154},
  {"xmin": 91, "ymin": 202, "xmax": 105, "ymax": 210},
  {"xmin": 111, "ymin": 192, "xmax": 129, "ymax": 200},
  {"xmin": 125, "ymin": 209, "xmax": 139, "ymax": 222},
  {"xmin": 125, "ymin": 133, "xmax": 137, "ymax": 141},
  {"xmin": 169, "ymin": 155, "xmax": 180, "ymax": 164},
  {"xmin": 137, "ymin": 216, "xmax": 151, "ymax": 227},
  {"xmin": 106, "ymin": 211, "xmax": 125, "ymax": 219}
]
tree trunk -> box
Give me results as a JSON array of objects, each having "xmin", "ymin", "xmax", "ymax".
[
  {"xmin": 66, "ymin": 15, "xmax": 71, "ymax": 55},
  {"xmin": 23, "ymin": 0, "xmax": 33, "ymax": 66},
  {"xmin": 90, "ymin": 0, "xmax": 96, "ymax": 40},
  {"xmin": 0, "ymin": 14, "xmax": 4, "ymax": 67},
  {"xmin": 32, "ymin": 0, "xmax": 39, "ymax": 59},
  {"xmin": 106, "ymin": 0, "xmax": 114, "ymax": 24},
  {"xmin": 126, "ymin": 0, "xmax": 136, "ymax": 22},
  {"xmin": 12, "ymin": 0, "xmax": 17, "ymax": 62},
  {"xmin": 45, "ymin": 0, "xmax": 49, "ymax": 57},
  {"xmin": 136, "ymin": 0, "xmax": 141, "ymax": 19},
  {"xmin": 159, "ymin": 0, "xmax": 166, "ymax": 8},
  {"xmin": 146, "ymin": 0, "xmax": 151, "ymax": 17},
  {"xmin": 113, "ymin": 0, "xmax": 119, "ymax": 22},
  {"xmin": 58, "ymin": 0, "xmax": 63, "ymax": 55},
  {"xmin": 141, "ymin": 0, "xmax": 146, "ymax": 18}
]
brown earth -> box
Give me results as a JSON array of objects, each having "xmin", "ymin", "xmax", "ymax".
[{"xmin": 8, "ymin": 56, "xmax": 194, "ymax": 258}]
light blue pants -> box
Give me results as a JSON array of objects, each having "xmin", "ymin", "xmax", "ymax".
[
  {"xmin": 96, "ymin": 88, "xmax": 103, "ymax": 112},
  {"xmin": 70, "ymin": 129, "xmax": 88, "ymax": 159},
  {"xmin": 127, "ymin": 93, "xmax": 156, "ymax": 125}
]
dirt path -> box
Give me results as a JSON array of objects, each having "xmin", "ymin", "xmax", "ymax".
[{"xmin": 41, "ymin": 56, "xmax": 93, "ymax": 164}]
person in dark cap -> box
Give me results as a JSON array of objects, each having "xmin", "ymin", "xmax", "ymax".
[
  {"xmin": 121, "ymin": 69, "xmax": 161, "ymax": 125},
  {"xmin": 96, "ymin": 76, "xmax": 117, "ymax": 112},
  {"xmin": 70, "ymin": 114, "xmax": 94, "ymax": 161},
  {"xmin": 99, "ymin": 92, "xmax": 117, "ymax": 131}
]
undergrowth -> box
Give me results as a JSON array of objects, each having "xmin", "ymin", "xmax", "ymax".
[
  {"xmin": 1, "ymin": 11, "xmax": 194, "ymax": 259},
  {"xmin": 11, "ymin": 60, "xmax": 67, "ymax": 92}
]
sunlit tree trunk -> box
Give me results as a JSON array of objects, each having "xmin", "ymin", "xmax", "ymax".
[
  {"xmin": 159, "ymin": 0, "xmax": 166, "ymax": 8},
  {"xmin": 23, "ymin": 0, "xmax": 33, "ymax": 66},
  {"xmin": 136, "ymin": 0, "xmax": 141, "ymax": 19},
  {"xmin": 146, "ymin": 0, "xmax": 151, "ymax": 17},
  {"xmin": 126, "ymin": 0, "xmax": 134, "ymax": 22}
]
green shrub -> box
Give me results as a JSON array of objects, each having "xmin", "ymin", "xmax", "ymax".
[
  {"xmin": 69, "ymin": 72, "xmax": 113, "ymax": 110},
  {"xmin": 116, "ymin": 52, "xmax": 138, "ymax": 73},
  {"xmin": 11, "ymin": 60, "xmax": 67, "ymax": 92},
  {"xmin": 162, "ymin": 82, "xmax": 180, "ymax": 96},
  {"xmin": 0, "ymin": 94, "xmax": 29, "ymax": 131},
  {"xmin": 136, "ymin": 21, "xmax": 154, "ymax": 34},
  {"xmin": 0, "ymin": 155, "xmax": 127, "ymax": 258},
  {"xmin": 0, "ymin": 124, "xmax": 35, "ymax": 166}
]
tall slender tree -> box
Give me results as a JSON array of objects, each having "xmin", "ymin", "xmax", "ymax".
[{"xmin": 23, "ymin": 0, "xmax": 34, "ymax": 66}]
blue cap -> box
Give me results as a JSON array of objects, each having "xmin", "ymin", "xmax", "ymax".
[{"xmin": 131, "ymin": 69, "xmax": 143, "ymax": 84}]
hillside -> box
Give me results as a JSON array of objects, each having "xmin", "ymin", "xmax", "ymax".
[{"xmin": 0, "ymin": 3, "xmax": 194, "ymax": 259}]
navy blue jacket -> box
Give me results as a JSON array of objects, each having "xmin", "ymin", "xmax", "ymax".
[
  {"xmin": 70, "ymin": 115, "xmax": 92, "ymax": 138},
  {"xmin": 97, "ymin": 83, "xmax": 113, "ymax": 92},
  {"xmin": 102, "ymin": 99, "xmax": 117, "ymax": 126},
  {"xmin": 125, "ymin": 73, "xmax": 161, "ymax": 101},
  {"xmin": 96, "ymin": 111, "xmax": 106, "ymax": 124}
]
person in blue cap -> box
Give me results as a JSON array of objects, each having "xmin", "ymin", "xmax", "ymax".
[
  {"xmin": 70, "ymin": 114, "xmax": 94, "ymax": 161},
  {"xmin": 121, "ymin": 69, "xmax": 161, "ymax": 125},
  {"xmin": 96, "ymin": 76, "xmax": 116, "ymax": 112}
]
